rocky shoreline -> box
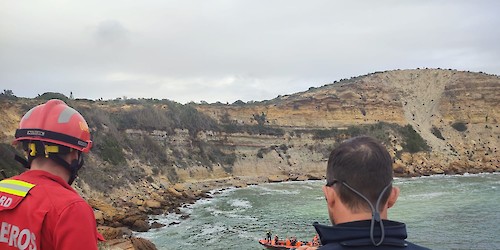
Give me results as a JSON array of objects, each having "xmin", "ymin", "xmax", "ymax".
[
  {"xmin": 92, "ymin": 173, "xmax": 324, "ymax": 249},
  {"xmin": 93, "ymin": 170, "xmax": 498, "ymax": 249}
]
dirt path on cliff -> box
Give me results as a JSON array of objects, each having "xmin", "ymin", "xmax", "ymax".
[{"xmin": 383, "ymin": 69, "xmax": 454, "ymax": 155}]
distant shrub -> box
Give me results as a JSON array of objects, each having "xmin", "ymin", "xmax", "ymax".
[
  {"xmin": 36, "ymin": 92, "xmax": 69, "ymax": 102},
  {"xmin": 431, "ymin": 126, "xmax": 445, "ymax": 140},
  {"xmin": 164, "ymin": 102, "xmax": 219, "ymax": 137},
  {"xmin": 401, "ymin": 125, "xmax": 430, "ymax": 153},
  {"xmin": 257, "ymin": 147, "xmax": 272, "ymax": 158},
  {"xmin": 193, "ymin": 142, "xmax": 231, "ymax": 172},
  {"xmin": 232, "ymin": 100, "xmax": 245, "ymax": 105},
  {"xmin": 311, "ymin": 123, "xmax": 392, "ymax": 142},
  {"xmin": 347, "ymin": 126, "xmax": 363, "ymax": 137},
  {"xmin": 313, "ymin": 128, "xmax": 339, "ymax": 140},
  {"xmin": 111, "ymin": 106, "xmax": 174, "ymax": 132},
  {"xmin": 219, "ymin": 112, "xmax": 233, "ymax": 125},
  {"xmin": 278, "ymin": 144, "xmax": 288, "ymax": 152},
  {"xmin": 0, "ymin": 89, "xmax": 18, "ymax": 100},
  {"xmin": 451, "ymin": 122, "xmax": 468, "ymax": 132},
  {"xmin": 124, "ymin": 98, "xmax": 142, "ymax": 105},
  {"xmin": 252, "ymin": 112, "xmax": 267, "ymax": 126},
  {"xmin": 96, "ymin": 134, "xmax": 126, "ymax": 165},
  {"xmin": 309, "ymin": 123, "xmax": 428, "ymax": 153},
  {"xmin": 0, "ymin": 143, "xmax": 25, "ymax": 178}
]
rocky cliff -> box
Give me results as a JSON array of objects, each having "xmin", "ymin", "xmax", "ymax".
[
  {"xmin": 0, "ymin": 69, "xmax": 498, "ymax": 246},
  {"xmin": 197, "ymin": 69, "xmax": 499, "ymax": 176}
]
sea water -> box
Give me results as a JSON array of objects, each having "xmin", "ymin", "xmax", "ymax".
[{"xmin": 138, "ymin": 173, "xmax": 500, "ymax": 250}]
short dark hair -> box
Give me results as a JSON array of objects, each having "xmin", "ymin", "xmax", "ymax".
[{"xmin": 327, "ymin": 136, "xmax": 393, "ymax": 212}]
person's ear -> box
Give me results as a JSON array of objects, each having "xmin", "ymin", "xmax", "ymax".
[
  {"xmin": 387, "ymin": 186, "xmax": 400, "ymax": 209},
  {"xmin": 64, "ymin": 150, "xmax": 78, "ymax": 162},
  {"xmin": 322, "ymin": 185, "xmax": 336, "ymax": 207}
]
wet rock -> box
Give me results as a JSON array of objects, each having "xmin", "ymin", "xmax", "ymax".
[
  {"xmin": 150, "ymin": 221, "xmax": 166, "ymax": 229},
  {"xmin": 131, "ymin": 236, "xmax": 158, "ymax": 250},
  {"xmin": 89, "ymin": 198, "xmax": 122, "ymax": 222},
  {"xmin": 104, "ymin": 238, "xmax": 134, "ymax": 250},
  {"xmin": 94, "ymin": 210, "xmax": 104, "ymax": 225},
  {"xmin": 144, "ymin": 199, "xmax": 161, "ymax": 209},
  {"xmin": 132, "ymin": 220, "xmax": 150, "ymax": 232},
  {"xmin": 151, "ymin": 183, "xmax": 161, "ymax": 190},
  {"xmin": 306, "ymin": 173, "xmax": 324, "ymax": 180},
  {"xmin": 169, "ymin": 221, "xmax": 180, "ymax": 226},
  {"xmin": 267, "ymin": 175, "xmax": 289, "ymax": 182},
  {"xmin": 173, "ymin": 183, "xmax": 187, "ymax": 192},
  {"xmin": 121, "ymin": 213, "xmax": 148, "ymax": 226},
  {"xmin": 295, "ymin": 175, "xmax": 309, "ymax": 181},
  {"xmin": 167, "ymin": 187, "xmax": 183, "ymax": 198},
  {"xmin": 98, "ymin": 226, "xmax": 123, "ymax": 240},
  {"xmin": 130, "ymin": 197, "xmax": 144, "ymax": 206}
]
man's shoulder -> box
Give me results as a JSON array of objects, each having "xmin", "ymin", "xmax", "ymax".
[
  {"xmin": 405, "ymin": 241, "xmax": 431, "ymax": 250},
  {"xmin": 34, "ymin": 180, "xmax": 85, "ymax": 205},
  {"xmin": 15, "ymin": 172, "xmax": 88, "ymax": 209}
]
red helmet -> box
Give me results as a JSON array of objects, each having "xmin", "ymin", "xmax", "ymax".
[{"xmin": 14, "ymin": 99, "xmax": 92, "ymax": 153}]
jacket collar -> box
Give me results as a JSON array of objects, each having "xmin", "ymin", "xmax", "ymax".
[
  {"xmin": 313, "ymin": 220, "xmax": 409, "ymax": 247},
  {"xmin": 19, "ymin": 170, "xmax": 76, "ymax": 193}
]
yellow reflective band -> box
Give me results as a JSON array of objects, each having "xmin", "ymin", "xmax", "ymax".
[
  {"xmin": 0, "ymin": 179, "xmax": 35, "ymax": 197},
  {"xmin": 45, "ymin": 145, "xmax": 60, "ymax": 153},
  {"xmin": 28, "ymin": 143, "xmax": 61, "ymax": 157},
  {"xmin": 29, "ymin": 143, "xmax": 36, "ymax": 156}
]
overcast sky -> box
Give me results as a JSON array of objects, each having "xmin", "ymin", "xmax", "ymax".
[{"xmin": 1, "ymin": 1, "xmax": 499, "ymax": 104}]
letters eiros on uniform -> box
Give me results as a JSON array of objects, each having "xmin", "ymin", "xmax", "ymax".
[{"xmin": 0, "ymin": 222, "xmax": 37, "ymax": 250}]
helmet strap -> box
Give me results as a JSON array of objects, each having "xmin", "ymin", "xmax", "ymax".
[
  {"xmin": 48, "ymin": 153, "xmax": 84, "ymax": 185},
  {"xmin": 340, "ymin": 181, "xmax": 392, "ymax": 246},
  {"xmin": 14, "ymin": 154, "xmax": 31, "ymax": 169},
  {"xmin": 16, "ymin": 141, "xmax": 84, "ymax": 185}
]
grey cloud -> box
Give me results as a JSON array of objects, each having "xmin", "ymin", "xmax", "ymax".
[
  {"xmin": 93, "ymin": 20, "xmax": 130, "ymax": 45},
  {"xmin": 1, "ymin": 1, "xmax": 499, "ymax": 103}
]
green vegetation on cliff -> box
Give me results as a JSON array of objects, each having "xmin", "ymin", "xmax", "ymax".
[
  {"xmin": 304, "ymin": 122, "xmax": 429, "ymax": 153},
  {"xmin": 0, "ymin": 143, "xmax": 25, "ymax": 179}
]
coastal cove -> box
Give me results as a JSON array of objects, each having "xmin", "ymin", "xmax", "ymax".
[{"xmin": 138, "ymin": 173, "xmax": 500, "ymax": 250}]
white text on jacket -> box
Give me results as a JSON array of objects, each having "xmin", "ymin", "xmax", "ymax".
[{"xmin": 0, "ymin": 222, "xmax": 36, "ymax": 250}]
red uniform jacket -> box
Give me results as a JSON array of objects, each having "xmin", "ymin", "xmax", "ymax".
[{"xmin": 0, "ymin": 170, "xmax": 103, "ymax": 250}]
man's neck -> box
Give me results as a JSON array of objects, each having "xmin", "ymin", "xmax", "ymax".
[
  {"xmin": 333, "ymin": 204, "xmax": 389, "ymax": 224},
  {"xmin": 30, "ymin": 158, "xmax": 70, "ymax": 183}
]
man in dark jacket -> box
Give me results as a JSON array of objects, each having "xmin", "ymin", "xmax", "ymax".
[{"xmin": 299, "ymin": 136, "xmax": 429, "ymax": 250}]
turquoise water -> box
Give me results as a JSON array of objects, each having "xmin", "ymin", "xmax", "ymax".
[{"xmin": 139, "ymin": 173, "xmax": 500, "ymax": 250}]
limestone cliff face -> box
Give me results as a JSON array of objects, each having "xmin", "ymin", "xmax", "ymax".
[
  {"xmin": 196, "ymin": 69, "xmax": 499, "ymax": 177},
  {"xmin": 0, "ymin": 69, "xmax": 498, "ymax": 197},
  {"xmin": 199, "ymin": 76, "xmax": 406, "ymax": 128}
]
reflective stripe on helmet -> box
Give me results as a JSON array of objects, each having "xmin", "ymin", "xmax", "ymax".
[
  {"xmin": 58, "ymin": 106, "xmax": 78, "ymax": 123},
  {"xmin": 15, "ymin": 128, "xmax": 89, "ymax": 151},
  {"xmin": 0, "ymin": 179, "xmax": 35, "ymax": 197}
]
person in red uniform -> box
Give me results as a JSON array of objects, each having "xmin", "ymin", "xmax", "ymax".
[{"xmin": 0, "ymin": 99, "xmax": 103, "ymax": 250}]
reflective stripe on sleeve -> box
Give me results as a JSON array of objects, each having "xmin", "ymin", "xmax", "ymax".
[{"xmin": 0, "ymin": 179, "xmax": 35, "ymax": 197}]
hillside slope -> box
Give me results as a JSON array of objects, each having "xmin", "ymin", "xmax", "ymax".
[{"xmin": 0, "ymin": 68, "xmax": 498, "ymax": 220}]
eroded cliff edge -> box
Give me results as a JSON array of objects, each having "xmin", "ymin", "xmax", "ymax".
[{"xmin": 0, "ymin": 69, "xmax": 498, "ymax": 246}]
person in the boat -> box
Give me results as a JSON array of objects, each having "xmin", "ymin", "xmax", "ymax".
[
  {"xmin": 312, "ymin": 234, "xmax": 319, "ymax": 246},
  {"xmin": 274, "ymin": 235, "xmax": 279, "ymax": 245},
  {"xmin": 297, "ymin": 136, "xmax": 429, "ymax": 250},
  {"xmin": 266, "ymin": 231, "xmax": 272, "ymax": 242}
]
